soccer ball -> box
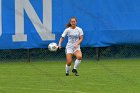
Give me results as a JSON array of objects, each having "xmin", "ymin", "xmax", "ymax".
[{"xmin": 48, "ymin": 42, "xmax": 58, "ymax": 52}]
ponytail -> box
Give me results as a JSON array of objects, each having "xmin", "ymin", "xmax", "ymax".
[{"xmin": 66, "ymin": 22, "xmax": 71, "ymax": 28}]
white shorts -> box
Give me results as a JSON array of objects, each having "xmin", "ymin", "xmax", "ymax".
[{"xmin": 65, "ymin": 47, "xmax": 81, "ymax": 54}]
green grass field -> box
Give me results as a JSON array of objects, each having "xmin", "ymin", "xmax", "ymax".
[{"xmin": 0, "ymin": 59, "xmax": 140, "ymax": 93}]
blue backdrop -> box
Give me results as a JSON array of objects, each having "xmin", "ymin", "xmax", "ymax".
[{"xmin": 1, "ymin": 0, "xmax": 140, "ymax": 49}]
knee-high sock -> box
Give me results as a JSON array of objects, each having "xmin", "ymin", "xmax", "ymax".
[
  {"xmin": 66, "ymin": 64, "xmax": 71, "ymax": 73},
  {"xmin": 74, "ymin": 59, "xmax": 81, "ymax": 69}
]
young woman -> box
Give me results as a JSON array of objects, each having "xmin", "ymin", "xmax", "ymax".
[{"xmin": 58, "ymin": 17, "xmax": 84, "ymax": 76}]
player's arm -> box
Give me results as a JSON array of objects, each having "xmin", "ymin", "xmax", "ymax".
[
  {"xmin": 58, "ymin": 29, "xmax": 68, "ymax": 49},
  {"xmin": 58, "ymin": 37, "xmax": 64, "ymax": 49},
  {"xmin": 75, "ymin": 28, "xmax": 84, "ymax": 48},
  {"xmin": 75, "ymin": 35, "xmax": 83, "ymax": 48}
]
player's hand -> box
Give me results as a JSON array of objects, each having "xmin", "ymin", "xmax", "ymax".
[
  {"xmin": 58, "ymin": 44, "xmax": 62, "ymax": 49},
  {"xmin": 74, "ymin": 44, "xmax": 79, "ymax": 48}
]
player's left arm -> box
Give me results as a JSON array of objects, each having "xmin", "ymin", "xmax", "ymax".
[{"xmin": 74, "ymin": 35, "xmax": 83, "ymax": 48}]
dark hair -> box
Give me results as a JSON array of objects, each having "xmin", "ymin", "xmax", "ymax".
[{"xmin": 65, "ymin": 17, "xmax": 77, "ymax": 28}]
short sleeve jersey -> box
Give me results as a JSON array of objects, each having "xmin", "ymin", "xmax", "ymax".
[{"xmin": 61, "ymin": 26, "xmax": 84, "ymax": 49}]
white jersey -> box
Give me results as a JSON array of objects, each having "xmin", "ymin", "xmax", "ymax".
[{"xmin": 62, "ymin": 26, "xmax": 84, "ymax": 49}]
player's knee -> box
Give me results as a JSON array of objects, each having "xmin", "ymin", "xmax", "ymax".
[
  {"xmin": 77, "ymin": 55, "xmax": 82, "ymax": 60},
  {"xmin": 67, "ymin": 62, "xmax": 72, "ymax": 66}
]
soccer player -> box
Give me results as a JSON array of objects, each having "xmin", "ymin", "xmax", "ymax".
[{"xmin": 58, "ymin": 17, "xmax": 84, "ymax": 76}]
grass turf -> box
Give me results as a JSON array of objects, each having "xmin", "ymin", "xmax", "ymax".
[{"xmin": 0, "ymin": 59, "xmax": 140, "ymax": 93}]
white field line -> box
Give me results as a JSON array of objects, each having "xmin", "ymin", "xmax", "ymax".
[{"xmin": 0, "ymin": 86, "xmax": 86, "ymax": 93}]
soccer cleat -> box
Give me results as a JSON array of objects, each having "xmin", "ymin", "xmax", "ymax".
[
  {"xmin": 72, "ymin": 69, "xmax": 79, "ymax": 76},
  {"xmin": 66, "ymin": 73, "xmax": 69, "ymax": 76}
]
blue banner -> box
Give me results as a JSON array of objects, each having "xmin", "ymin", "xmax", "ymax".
[{"xmin": 1, "ymin": 0, "xmax": 140, "ymax": 49}]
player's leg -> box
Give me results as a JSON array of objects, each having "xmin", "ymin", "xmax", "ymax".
[
  {"xmin": 72, "ymin": 50, "xmax": 82, "ymax": 76},
  {"xmin": 65, "ymin": 53, "xmax": 72, "ymax": 76},
  {"xmin": 65, "ymin": 48, "xmax": 73, "ymax": 76}
]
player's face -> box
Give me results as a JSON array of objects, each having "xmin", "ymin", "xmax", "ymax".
[{"xmin": 70, "ymin": 18, "xmax": 77, "ymax": 27}]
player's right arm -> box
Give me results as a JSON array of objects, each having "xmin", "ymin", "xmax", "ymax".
[
  {"xmin": 58, "ymin": 29, "xmax": 68, "ymax": 49},
  {"xmin": 58, "ymin": 37, "xmax": 64, "ymax": 49}
]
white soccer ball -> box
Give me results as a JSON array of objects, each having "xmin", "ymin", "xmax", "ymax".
[{"xmin": 48, "ymin": 42, "xmax": 58, "ymax": 52}]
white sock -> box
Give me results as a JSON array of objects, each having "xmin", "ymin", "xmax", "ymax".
[
  {"xmin": 74, "ymin": 59, "xmax": 81, "ymax": 69},
  {"xmin": 66, "ymin": 64, "xmax": 71, "ymax": 73}
]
